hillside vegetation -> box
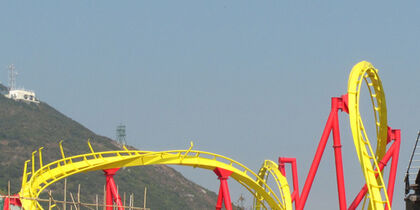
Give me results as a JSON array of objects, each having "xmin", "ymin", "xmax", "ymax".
[{"xmin": 0, "ymin": 84, "xmax": 218, "ymax": 209}]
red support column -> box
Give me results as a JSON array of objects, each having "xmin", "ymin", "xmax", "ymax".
[
  {"xmin": 3, "ymin": 197, "xmax": 9, "ymax": 210},
  {"xmin": 331, "ymin": 97, "xmax": 347, "ymax": 210},
  {"xmin": 215, "ymin": 186, "xmax": 224, "ymax": 210},
  {"xmin": 105, "ymin": 176, "xmax": 113, "ymax": 210},
  {"xmin": 213, "ymin": 168, "xmax": 233, "ymax": 210},
  {"xmin": 278, "ymin": 157, "xmax": 300, "ymax": 208},
  {"xmin": 280, "ymin": 94, "xmax": 399, "ymax": 210},
  {"xmin": 297, "ymin": 96, "xmax": 348, "ymax": 210},
  {"xmin": 108, "ymin": 176, "xmax": 124, "ymax": 209},
  {"xmin": 348, "ymin": 128, "xmax": 401, "ymax": 210},
  {"xmin": 387, "ymin": 129, "xmax": 400, "ymax": 206},
  {"xmin": 104, "ymin": 168, "xmax": 123, "ymax": 210},
  {"xmin": 297, "ymin": 107, "xmax": 334, "ymax": 210},
  {"xmin": 348, "ymin": 144, "xmax": 394, "ymax": 209},
  {"xmin": 3, "ymin": 194, "xmax": 21, "ymax": 210}
]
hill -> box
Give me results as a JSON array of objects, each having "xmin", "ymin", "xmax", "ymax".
[{"xmin": 0, "ymin": 84, "xmax": 218, "ymax": 209}]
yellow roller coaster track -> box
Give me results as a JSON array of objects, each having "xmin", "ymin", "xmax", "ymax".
[
  {"xmin": 19, "ymin": 142, "xmax": 292, "ymax": 210},
  {"xmin": 254, "ymin": 160, "xmax": 292, "ymax": 210},
  {"xmin": 348, "ymin": 61, "xmax": 390, "ymax": 209},
  {"xmin": 17, "ymin": 61, "xmax": 392, "ymax": 210}
]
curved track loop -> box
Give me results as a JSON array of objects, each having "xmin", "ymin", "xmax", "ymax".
[
  {"xmin": 348, "ymin": 61, "xmax": 390, "ymax": 209},
  {"xmin": 19, "ymin": 148, "xmax": 291, "ymax": 210},
  {"xmin": 254, "ymin": 160, "xmax": 292, "ymax": 210}
]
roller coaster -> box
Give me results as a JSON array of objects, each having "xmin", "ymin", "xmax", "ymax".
[{"xmin": 9, "ymin": 61, "xmax": 401, "ymax": 209}]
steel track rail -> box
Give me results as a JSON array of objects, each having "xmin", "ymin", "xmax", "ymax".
[
  {"xmin": 348, "ymin": 61, "xmax": 390, "ymax": 210},
  {"xmin": 19, "ymin": 147, "xmax": 292, "ymax": 210}
]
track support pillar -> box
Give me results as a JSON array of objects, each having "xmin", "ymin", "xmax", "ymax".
[
  {"xmin": 214, "ymin": 167, "xmax": 233, "ymax": 210},
  {"xmin": 3, "ymin": 194, "xmax": 21, "ymax": 210},
  {"xmin": 348, "ymin": 127, "xmax": 401, "ymax": 210},
  {"xmin": 296, "ymin": 95, "xmax": 348, "ymax": 210},
  {"xmin": 278, "ymin": 157, "xmax": 300, "ymax": 209},
  {"xmin": 103, "ymin": 168, "xmax": 123, "ymax": 210}
]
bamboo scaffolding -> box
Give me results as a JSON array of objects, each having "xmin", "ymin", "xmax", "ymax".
[
  {"xmin": 1, "ymin": 179, "xmax": 148, "ymax": 210},
  {"xmin": 0, "ymin": 195, "xmax": 149, "ymax": 210},
  {"xmin": 143, "ymin": 187, "xmax": 147, "ymax": 209},
  {"xmin": 96, "ymin": 194, "xmax": 99, "ymax": 210},
  {"xmin": 63, "ymin": 178, "xmax": 67, "ymax": 210}
]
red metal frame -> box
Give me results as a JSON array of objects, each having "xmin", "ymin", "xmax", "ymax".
[
  {"xmin": 279, "ymin": 95, "xmax": 400, "ymax": 210},
  {"xmin": 213, "ymin": 167, "xmax": 233, "ymax": 210},
  {"xmin": 103, "ymin": 168, "xmax": 123, "ymax": 210},
  {"xmin": 348, "ymin": 128, "xmax": 400, "ymax": 210},
  {"xmin": 2, "ymin": 96, "xmax": 398, "ymax": 210},
  {"xmin": 3, "ymin": 194, "xmax": 21, "ymax": 210},
  {"xmin": 278, "ymin": 157, "xmax": 300, "ymax": 209},
  {"xmin": 296, "ymin": 95, "xmax": 348, "ymax": 210},
  {"xmin": 4, "ymin": 169, "xmax": 126, "ymax": 210}
]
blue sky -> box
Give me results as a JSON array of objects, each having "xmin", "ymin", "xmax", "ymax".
[{"xmin": 1, "ymin": 1, "xmax": 419, "ymax": 209}]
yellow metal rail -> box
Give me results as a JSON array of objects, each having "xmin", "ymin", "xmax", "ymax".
[
  {"xmin": 19, "ymin": 146, "xmax": 292, "ymax": 210},
  {"xmin": 254, "ymin": 160, "xmax": 292, "ymax": 210},
  {"xmin": 348, "ymin": 61, "xmax": 390, "ymax": 209}
]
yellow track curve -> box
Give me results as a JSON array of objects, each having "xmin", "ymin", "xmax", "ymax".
[
  {"xmin": 19, "ymin": 144, "xmax": 292, "ymax": 210},
  {"xmin": 348, "ymin": 61, "xmax": 390, "ymax": 209},
  {"xmin": 254, "ymin": 160, "xmax": 292, "ymax": 210}
]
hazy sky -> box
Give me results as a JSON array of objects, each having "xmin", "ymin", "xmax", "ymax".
[{"xmin": 1, "ymin": 1, "xmax": 419, "ymax": 209}]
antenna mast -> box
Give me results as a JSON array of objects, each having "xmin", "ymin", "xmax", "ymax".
[{"xmin": 8, "ymin": 64, "xmax": 17, "ymax": 90}]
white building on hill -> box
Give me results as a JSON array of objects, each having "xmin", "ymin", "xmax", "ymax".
[
  {"xmin": 3, "ymin": 64, "xmax": 40, "ymax": 104},
  {"xmin": 6, "ymin": 89, "xmax": 39, "ymax": 103}
]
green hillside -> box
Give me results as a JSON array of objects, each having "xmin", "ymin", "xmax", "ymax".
[{"xmin": 0, "ymin": 84, "xmax": 218, "ymax": 209}]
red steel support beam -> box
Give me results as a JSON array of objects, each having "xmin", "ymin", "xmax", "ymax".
[
  {"xmin": 104, "ymin": 168, "xmax": 123, "ymax": 210},
  {"xmin": 387, "ymin": 128, "xmax": 400, "ymax": 206},
  {"xmin": 297, "ymin": 96, "xmax": 348, "ymax": 210},
  {"xmin": 3, "ymin": 195, "xmax": 21, "ymax": 210},
  {"xmin": 281, "ymin": 94, "xmax": 399, "ymax": 210},
  {"xmin": 278, "ymin": 157, "xmax": 300, "ymax": 209},
  {"xmin": 348, "ymin": 128, "xmax": 400, "ymax": 210},
  {"xmin": 106, "ymin": 177, "xmax": 113, "ymax": 210},
  {"xmin": 215, "ymin": 185, "xmax": 224, "ymax": 210},
  {"xmin": 331, "ymin": 97, "xmax": 347, "ymax": 210},
  {"xmin": 213, "ymin": 168, "xmax": 233, "ymax": 210}
]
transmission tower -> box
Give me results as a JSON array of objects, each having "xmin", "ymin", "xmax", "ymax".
[
  {"xmin": 116, "ymin": 124, "xmax": 127, "ymax": 148},
  {"xmin": 8, "ymin": 64, "xmax": 17, "ymax": 90},
  {"xmin": 235, "ymin": 194, "xmax": 245, "ymax": 210}
]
